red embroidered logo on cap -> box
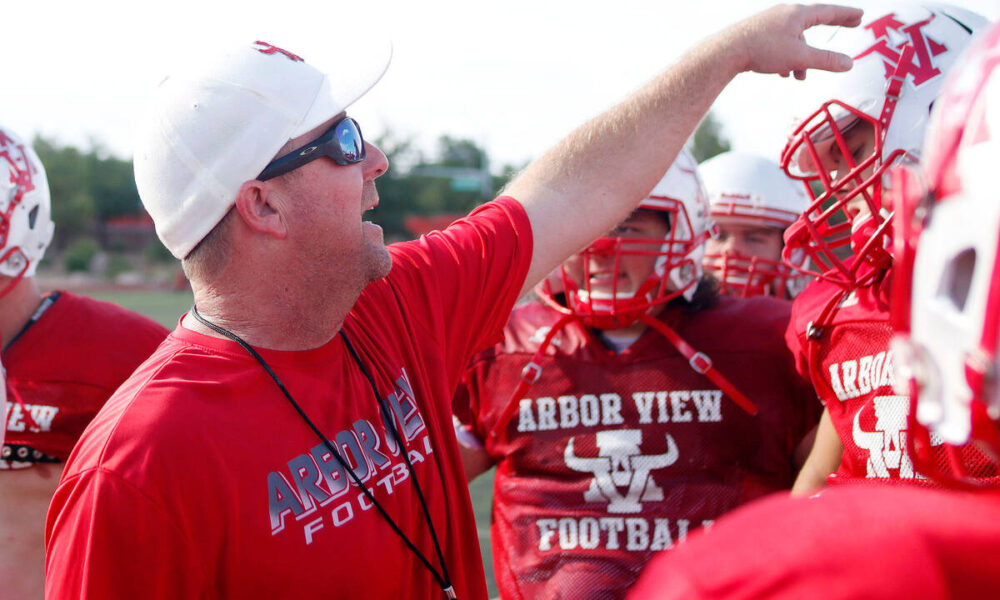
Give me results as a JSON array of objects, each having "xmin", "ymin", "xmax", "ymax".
[
  {"xmin": 855, "ymin": 13, "xmax": 948, "ymax": 87},
  {"xmin": 253, "ymin": 41, "xmax": 304, "ymax": 62}
]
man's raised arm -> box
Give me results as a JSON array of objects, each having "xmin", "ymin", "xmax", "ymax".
[{"xmin": 506, "ymin": 4, "xmax": 864, "ymax": 297}]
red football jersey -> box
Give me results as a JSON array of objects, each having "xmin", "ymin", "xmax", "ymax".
[
  {"xmin": 455, "ymin": 294, "xmax": 820, "ymax": 599},
  {"xmin": 629, "ymin": 485, "xmax": 1000, "ymax": 599},
  {"xmin": 785, "ymin": 269, "xmax": 1000, "ymax": 485},
  {"xmin": 3, "ymin": 291, "xmax": 168, "ymax": 464},
  {"xmin": 45, "ymin": 198, "xmax": 532, "ymax": 600},
  {"xmin": 786, "ymin": 273, "xmax": 911, "ymax": 482}
]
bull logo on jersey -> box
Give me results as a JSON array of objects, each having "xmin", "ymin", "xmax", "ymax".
[
  {"xmin": 856, "ymin": 13, "xmax": 948, "ymax": 87},
  {"xmin": 564, "ymin": 429, "xmax": 678, "ymax": 513},
  {"xmin": 852, "ymin": 394, "xmax": 916, "ymax": 478}
]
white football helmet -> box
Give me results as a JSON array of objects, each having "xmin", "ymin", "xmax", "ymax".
[
  {"xmin": 536, "ymin": 148, "xmax": 713, "ymax": 329},
  {"xmin": 0, "ymin": 125, "xmax": 54, "ymax": 297},
  {"xmin": 781, "ymin": 3, "xmax": 988, "ymax": 289},
  {"xmin": 700, "ymin": 151, "xmax": 809, "ymax": 298},
  {"xmin": 892, "ymin": 21, "xmax": 1000, "ymax": 487}
]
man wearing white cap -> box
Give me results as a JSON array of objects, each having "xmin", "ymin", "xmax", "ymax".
[{"xmin": 45, "ymin": 7, "xmax": 862, "ymax": 599}]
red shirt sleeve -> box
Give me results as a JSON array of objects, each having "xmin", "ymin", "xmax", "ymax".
[{"xmin": 382, "ymin": 196, "xmax": 533, "ymax": 385}]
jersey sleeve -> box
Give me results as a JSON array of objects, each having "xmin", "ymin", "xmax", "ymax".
[
  {"xmin": 45, "ymin": 468, "xmax": 208, "ymax": 599},
  {"xmin": 452, "ymin": 351, "xmax": 496, "ymax": 445},
  {"xmin": 385, "ymin": 196, "xmax": 533, "ymax": 382}
]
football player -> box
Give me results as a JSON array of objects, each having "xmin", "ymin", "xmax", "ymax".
[
  {"xmin": 775, "ymin": 3, "xmax": 990, "ymax": 494},
  {"xmin": 700, "ymin": 151, "xmax": 809, "ymax": 298},
  {"xmin": 628, "ymin": 21, "xmax": 1000, "ymax": 597},
  {"xmin": 453, "ymin": 150, "xmax": 819, "ymax": 599},
  {"xmin": 0, "ymin": 124, "xmax": 168, "ymax": 598}
]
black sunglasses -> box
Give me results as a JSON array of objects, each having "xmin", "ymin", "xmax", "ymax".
[{"xmin": 257, "ymin": 116, "xmax": 366, "ymax": 181}]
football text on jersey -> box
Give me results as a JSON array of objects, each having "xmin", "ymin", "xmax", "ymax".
[
  {"xmin": 4, "ymin": 401, "xmax": 59, "ymax": 433},
  {"xmin": 537, "ymin": 426, "xmax": 714, "ymax": 552},
  {"xmin": 827, "ymin": 350, "xmax": 895, "ymax": 401},
  {"xmin": 516, "ymin": 390, "xmax": 723, "ymax": 432}
]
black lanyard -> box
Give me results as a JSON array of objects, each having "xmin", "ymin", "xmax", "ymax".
[
  {"xmin": 190, "ymin": 307, "xmax": 456, "ymax": 599},
  {"xmin": 5, "ymin": 291, "xmax": 61, "ymax": 350}
]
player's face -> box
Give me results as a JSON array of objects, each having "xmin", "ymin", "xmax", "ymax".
[
  {"xmin": 271, "ymin": 115, "xmax": 391, "ymax": 289},
  {"xmin": 571, "ymin": 209, "xmax": 672, "ymax": 299},
  {"xmin": 797, "ymin": 118, "xmax": 878, "ymax": 222},
  {"xmin": 704, "ymin": 221, "xmax": 783, "ymax": 264}
]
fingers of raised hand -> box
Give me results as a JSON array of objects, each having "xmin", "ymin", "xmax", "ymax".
[
  {"xmin": 800, "ymin": 3, "xmax": 864, "ymax": 29},
  {"xmin": 745, "ymin": 3, "xmax": 861, "ymax": 76}
]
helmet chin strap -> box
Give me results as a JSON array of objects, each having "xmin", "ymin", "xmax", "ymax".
[
  {"xmin": 637, "ymin": 313, "xmax": 758, "ymax": 416},
  {"xmin": 489, "ymin": 313, "xmax": 578, "ymax": 445},
  {"xmin": 878, "ymin": 44, "xmax": 917, "ymax": 141},
  {"xmin": 487, "ymin": 307, "xmax": 760, "ymax": 445}
]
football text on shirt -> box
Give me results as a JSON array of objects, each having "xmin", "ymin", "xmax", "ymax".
[{"xmin": 265, "ymin": 368, "xmax": 434, "ymax": 545}]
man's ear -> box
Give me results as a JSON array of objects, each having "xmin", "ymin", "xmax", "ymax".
[{"xmin": 233, "ymin": 180, "xmax": 287, "ymax": 239}]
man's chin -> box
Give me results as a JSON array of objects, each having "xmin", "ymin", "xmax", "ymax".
[{"xmin": 367, "ymin": 248, "xmax": 393, "ymax": 282}]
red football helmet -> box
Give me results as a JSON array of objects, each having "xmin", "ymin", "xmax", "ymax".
[
  {"xmin": 780, "ymin": 3, "xmax": 987, "ymax": 289},
  {"xmin": 700, "ymin": 151, "xmax": 809, "ymax": 298},
  {"xmin": 892, "ymin": 21, "xmax": 1000, "ymax": 487},
  {"xmin": 536, "ymin": 148, "xmax": 712, "ymax": 329},
  {"xmin": 0, "ymin": 125, "xmax": 54, "ymax": 298}
]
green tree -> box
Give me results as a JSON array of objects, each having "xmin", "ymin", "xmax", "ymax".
[
  {"xmin": 437, "ymin": 135, "xmax": 486, "ymax": 169},
  {"xmin": 32, "ymin": 136, "xmax": 144, "ymax": 250},
  {"xmin": 372, "ymin": 131, "xmax": 505, "ymax": 241},
  {"xmin": 32, "ymin": 136, "xmax": 94, "ymax": 250},
  {"xmin": 688, "ymin": 111, "xmax": 731, "ymax": 163}
]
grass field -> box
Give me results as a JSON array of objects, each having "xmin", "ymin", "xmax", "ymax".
[{"xmin": 89, "ymin": 289, "xmax": 500, "ymax": 596}]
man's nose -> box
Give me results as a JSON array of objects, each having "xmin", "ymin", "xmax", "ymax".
[{"xmin": 720, "ymin": 235, "xmax": 747, "ymax": 257}]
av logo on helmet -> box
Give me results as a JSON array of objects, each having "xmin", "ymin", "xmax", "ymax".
[
  {"xmin": 856, "ymin": 13, "xmax": 949, "ymax": 87},
  {"xmin": 253, "ymin": 41, "xmax": 304, "ymax": 62},
  {"xmin": 564, "ymin": 429, "xmax": 678, "ymax": 514},
  {"xmin": 852, "ymin": 394, "xmax": 924, "ymax": 479},
  {"xmin": 0, "ymin": 131, "xmax": 37, "ymax": 195}
]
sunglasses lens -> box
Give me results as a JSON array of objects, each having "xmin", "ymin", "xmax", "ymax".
[{"xmin": 336, "ymin": 119, "xmax": 365, "ymax": 163}]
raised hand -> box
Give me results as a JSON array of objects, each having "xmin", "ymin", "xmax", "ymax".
[{"xmin": 721, "ymin": 3, "xmax": 864, "ymax": 79}]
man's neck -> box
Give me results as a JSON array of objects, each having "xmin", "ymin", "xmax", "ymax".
[
  {"xmin": 596, "ymin": 325, "xmax": 646, "ymax": 354},
  {"xmin": 184, "ymin": 282, "xmax": 362, "ymax": 351},
  {"xmin": 0, "ymin": 277, "xmax": 43, "ymax": 351}
]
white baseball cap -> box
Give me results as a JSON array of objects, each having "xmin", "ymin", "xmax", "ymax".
[{"xmin": 134, "ymin": 39, "xmax": 392, "ymax": 259}]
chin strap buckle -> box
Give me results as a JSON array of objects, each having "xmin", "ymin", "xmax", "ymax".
[
  {"xmin": 521, "ymin": 361, "xmax": 543, "ymax": 383},
  {"xmin": 688, "ymin": 352, "xmax": 712, "ymax": 374}
]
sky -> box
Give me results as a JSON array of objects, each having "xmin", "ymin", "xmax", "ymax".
[{"xmin": 5, "ymin": 0, "xmax": 999, "ymax": 171}]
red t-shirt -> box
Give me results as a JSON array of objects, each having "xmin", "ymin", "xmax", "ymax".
[
  {"xmin": 629, "ymin": 485, "xmax": 1000, "ymax": 599},
  {"xmin": 454, "ymin": 294, "xmax": 819, "ymax": 599},
  {"xmin": 3, "ymin": 291, "xmax": 168, "ymax": 464},
  {"xmin": 45, "ymin": 197, "xmax": 533, "ymax": 600}
]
